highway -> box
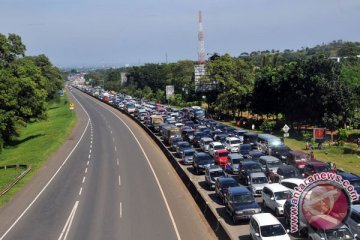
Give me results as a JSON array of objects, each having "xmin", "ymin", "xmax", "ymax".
[{"xmin": 0, "ymin": 88, "xmax": 215, "ymax": 240}]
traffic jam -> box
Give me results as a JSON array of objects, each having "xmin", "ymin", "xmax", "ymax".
[{"xmin": 76, "ymin": 85, "xmax": 360, "ymax": 240}]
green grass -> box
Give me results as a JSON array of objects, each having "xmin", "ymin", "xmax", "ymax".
[
  {"xmin": 0, "ymin": 168, "xmax": 24, "ymax": 191},
  {"xmin": 223, "ymin": 120, "xmax": 360, "ymax": 176},
  {"xmin": 0, "ymin": 96, "xmax": 77, "ymax": 206}
]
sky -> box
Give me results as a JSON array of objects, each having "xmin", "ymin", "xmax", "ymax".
[{"xmin": 1, "ymin": 0, "xmax": 359, "ymax": 68}]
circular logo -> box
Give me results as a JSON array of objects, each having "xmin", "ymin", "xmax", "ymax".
[{"xmin": 301, "ymin": 183, "xmax": 350, "ymax": 230}]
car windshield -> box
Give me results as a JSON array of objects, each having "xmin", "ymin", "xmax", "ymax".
[
  {"xmin": 274, "ymin": 191, "xmax": 292, "ymax": 200},
  {"xmin": 184, "ymin": 151, "xmax": 195, "ymax": 156},
  {"xmin": 198, "ymin": 155, "xmax": 213, "ymax": 162},
  {"xmin": 268, "ymin": 161, "xmax": 282, "ymax": 168},
  {"xmin": 218, "ymin": 152, "xmax": 228, "ymax": 157},
  {"xmin": 315, "ymin": 165, "xmax": 330, "ymax": 173},
  {"xmin": 222, "ymin": 181, "xmax": 238, "ymax": 188},
  {"xmin": 240, "ymin": 145, "xmax": 251, "ymax": 151},
  {"xmin": 210, "ymin": 171, "xmax": 225, "ymax": 178},
  {"xmin": 283, "ymin": 170, "xmax": 301, "ymax": 178},
  {"xmin": 233, "ymin": 193, "xmax": 254, "ymax": 204},
  {"xmin": 232, "ymin": 158, "xmax": 241, "ymax": 164},
  {"xmin": 230, "ymin": 140, "xmax": 241, "ymax": 145},
  {"xmin": 295, "ymin": 156, "xmax": 308, "ymax": 161},
  {"xmin": 252, "ymin": 177, "xmax": 268, "ymax": 184},
  {"xmin": 260, "ymin": 224, "xmax": 286, "ymax": 237},
  {"xmin": 350, "ymin": 180, "xmax": 360, "ymax": 188},
  {"xmin": 214, "ymin": 145, "xmax": 224, "ymax": 150},
  {"xmin": 245, "ymin": 164, "xmax": 262, "ymax": 171},
  {"xmin": 204, "ymin": 140, "xmax": 212, "ymax": 144},
  {"xmin": 179, "ymin": 143, "xmax": 190, "ymax": 148},
  {"xmin": 325, "ymin": 227, "xmax": 353, "ymax": 240}
]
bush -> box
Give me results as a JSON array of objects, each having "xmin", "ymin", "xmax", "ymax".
[
  {"xmin": 337, "ymin": 128, "xmax": 348, "ymax": 146},
  {"xmin": 259, "ymin": 121, "xmax": 276, "ymax": 133}
]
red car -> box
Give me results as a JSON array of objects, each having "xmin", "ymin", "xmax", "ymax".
[
  {"xmin": 213, "ymin": 149, "xmax": 229, "ymax": 167},
  {"xmin": 303, "ymin": 161, "xmax": 334, "ymax": 178},
  {"xmin": 286, "ymin": 150, "xmax": 309, "ymax": 170}
]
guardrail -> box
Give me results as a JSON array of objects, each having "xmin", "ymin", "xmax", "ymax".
[
  {"xmin": 79, "ymin": 89, "xmax": 231, "ymax": 240},
  {"xmin": 0, "ymin": 164, "xmax": 32, "ymax": 197}
]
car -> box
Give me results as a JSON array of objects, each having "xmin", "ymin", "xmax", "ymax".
[
  {"xmin": 215, "ymin": 177, "xmax": 240, "ymax": 204},
  {"xmin": 256, "ymin": 134, "xmax": 283, "ymax": 155},
  {"xmin": 243, "ymin": 132, "xmax": 258, "ymax": 149},
  {"xmin": 192, "ymin": 152, "xmax": 215, "ymax": 175},
  {"xmin": 204, "ymin": 165, "xmax": 226, "ymax": 189},
  {"xmin": 238, "ymin": 144, "xmax": 252, "ymax": 158},
  {"xmin": 214, "ymin": 133, "xmax": 227, "ymax": 144},
  {"xmin": 268, "ymin": 165, "xmax": 303, "ymax": 183},
  {"xmin": 271, "ymin": 144, "xmax": 291, "ymax": 163},
  {"xmin": 262, "ymin": 183, "xmax": 292, "ymax": 216},
  {"xmin": 238, "ymin": 161, "xmax": 263, "ymax": 185},
  {"xmin": 279, "ymin": 178, "xmax": 304, "ymax": 193},
  {"xmin": 248, "ymin": 150, "xmax": 266, "ymax": 162},
  {"xmin": 193, "ymin": 131, "xmax": 205, "ymax": 148},
  {"xmin": 169, "ymin": 136, "xmax": 183, "ymax": 152},
  {"xmin": 227, "ymin": 153, "xmax": 244, "ymax": 174},
  {"xmin": 224, "ymin": 137, "xmax": 241, "ymax": 153},
  {"xmin": 175, "ymin": 141, "xmax": 192, "ymax": 157},
  {"xmin": 181, "ymin": 148, "xmax": 195, "ymax": 165},
  {"xmin": 347, "ymin": 205, "xmax": 360, "ymax": 238},
  {"xmin": 208, "ymin": 141, "xmax": 226, "ymax": 157},
  {"xmin": 249, "ymin": 213, "xmax": 291, "ymax": 240},
  {"xmin": 248, "ymin": 172, "xmax": 269, "ymax": 196},
  {"xmin": 181, "ymin": 128, "xmax": 195, "ymax": 143},
  {"xmin": 307, "ymin": 224, "xmax": 357, "ymax": 240},
  {"xmin": 199, "ymin": 137, "xmax": 213, "ymax": 152},
  {"xmin": 213, "ymin": 149, "xmax": 229, "ymax": 167},
  {"xmin": 337, "ymin": 170, "xmax": 360, "ymax": 203},
  {"xmin": 233, "ymin": 129, "xmax": 247, "ymax": 142},
  {"xmin": 258, "ymin": 156, "xmax": 283, "ymax": 178},
  {"xmin": 303, "ymin": 161, "xmax": 332, "ymax": 178},
  {"xmin": 224, "ymin": 186, "xmax": 261, "ymax": 224},
  {"xmin": 286, "ymin": 150, "xmax": 310, "ymax": 170}
]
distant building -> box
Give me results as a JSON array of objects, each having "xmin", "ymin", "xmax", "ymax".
[{"xmin": 194, "ymin": 64, "xmax": 218, "ymax": 93}]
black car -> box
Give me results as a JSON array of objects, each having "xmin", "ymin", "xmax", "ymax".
[
  {"xmin": 268, "ymin": 165, "xmax": 303, "ymax": 183},
  {"xmin": 271, "ymin": 144, "xmax": 291, "ymax": 163},
  {"xmin": 238, "ymin": 144, "xmax": 252, "ymax": 158},
  {"xmin": 215, "ymin": 177, "xmax": 240, "ymax": 203},
  {"xmin": 193, "ymin": 152, "xmax": 215, "ymax": 175},
  {"xmin": 238, "ymin": 161, "xmax": 263, "ymax": 185},
  {"xmin": 224, "ymin": 186, "xmax": 261, "ymax": 224},
  {"xmin": 248, "ymin": 150, "xmax": 266, "ymax": 162},
  {"xmin": 243, "ymin": 133, "xmax": 258, "ymax": 149},
  {"xmin": 169, "ymin": 136, "xmax": 183, "ymax": 152},
  {"xmin": 193, "ymin": 131, "xmax": 205, "ymax": 148}
]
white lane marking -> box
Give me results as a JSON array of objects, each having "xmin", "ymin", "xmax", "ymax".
[
  {"xmin": 120, "ymin": 202, "xmax": 122, "ymax": 218},
  {"xmin": 82, "ymin": 177, "xmax": 86, "ymax": 183},
  {"xmin": 89, "ymin": 149, "xmax": 91, "ymax": 154},
  {"xmin": 91, "ymin": 140, "xmax": 93, "ymax": 144},
  {"xmin": 114, "ymin": 146, "xmax": 117, "ymax": 152},
  {"xmin": 119, "ymin": 175, "xmax": 121, "ymax": 186},
  {"xmin": 78, "ymin": 188, "xmax": 82, "ymax": 196},
  {"xmin": 0, "ymin": 91, "xmax": 91, "ymax": 240},
  {"xmin": 87, "ymin": 161, "xmax": 89, "ymax": 166},
  {"xmin": 90, "ymin": 144, "xmax": 92, "ymax": 149},
  {"xmin": 110, "ymin": 130, "xmax": 113, "ymax": 134},
  {"xmin": 117, "ymin": 158, "xmax": 119, "ymax": 165},
  {"xmin": 88, "ymin": 154, "xmax": 91, "ymax": 159},
  {"xmin": 58, "ymin": 201, "xmax": 79, "ymax": 240},
  {"xmin": 85, "ymin": 168, "xmax": 88, "ymax": 173},
  {"xmin": 91, "ymin": 99, "xmax": 181, "ymax": 240}
]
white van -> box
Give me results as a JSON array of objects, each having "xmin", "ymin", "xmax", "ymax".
[{"xmin": 249, "ymin": 213, "xmax": 290, "ymax": 240}]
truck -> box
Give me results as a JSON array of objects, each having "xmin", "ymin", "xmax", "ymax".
[
  {"xmin": 162, "ymin": 125, "xmax": 181, "ymax": 145},
  {"xmin": 149, "ymin": 115, "xmax": 163, "ymax": 132}
]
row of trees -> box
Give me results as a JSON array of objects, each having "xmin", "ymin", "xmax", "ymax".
[
  {"xmin": 84, "ymin": 40, "xmax": 360, "ymax": 133},
  {"xmin": 0, "ymin": 33, "xmax": 64, "ymax": 150}
]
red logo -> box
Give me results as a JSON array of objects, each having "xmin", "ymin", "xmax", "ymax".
[{"xmin": 301, "ymin": 183, "xmax": 350, "ymax": 230}]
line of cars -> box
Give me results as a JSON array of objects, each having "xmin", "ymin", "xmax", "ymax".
[{"xmin": 76, "ymin": 85, "xmax": 360, "ymax": 240}]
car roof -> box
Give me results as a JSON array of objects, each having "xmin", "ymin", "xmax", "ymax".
[
  {"xmin": 201, "ymin": 137, "xmax": 213, "ymax": 141},
  {"xmin": 228, "ymin": 186, "xmax": 251, "ymax": 195},
  {"xmin": 263, "ymin": 183, "xmax": 290, "ymax": 192},
  {"xmin": 280, "ymin": 178, "xmax": 304, "ymax": 185},
  {"xmin": 337, "ymin": 171, "xmax": 360, "ymax": 181},
  {"xmin": 307, "ymin": 161, "xmax": 328, "ymax": 166},
  {"xmin": 289, "ymin": 150, "xmax": 307, "ymax": 157},
  {"xmin": 218, "ymin": 177, "xmax": 237, "ymax": 183},
  {"xmin": 195, "ymin": 151, "xmax": 210, "ymax": 157},
  {"xmin": 259, "ymin": 156, "xmax": 280, "ymax": 162},
  {"xmin": 251, "ymin": 213, "xmax": 281, "ymax": 226},
  {"xmin": 206, "ymin": 165, "xmax": 223, "ymax": 171},
  {"xmin": 228, "ymin": 153, "xmax": 243, "ymax": 159},
  {"xmin": 278, "ymin": 165, "xmax": 298, "ymax": 171},
  {"xmin": 216, "ymin": 149, "xmax": 229, "ymax": 153},
  {"xmin": 226, "ymin": 137, "xmax": 240, "ymax": 141},
  {"xmin": 183, "ymin": 149, "xmax": 195, "ymax": 153},
  {"xmin": 249, "ymin": 172, "xmax": 267, "ymax": 178},
  {"xmin": 241, "ymin": 161, "xmax": 259, "ymax": 166},
  {"xmin": 211, "ymin": 142, "xmax": 223, "ymax": 146}
]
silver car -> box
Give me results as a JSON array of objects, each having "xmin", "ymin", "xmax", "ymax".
[
  {"xmin": 248, "ymin": 172, "xmax": 268, "ymax": 196},
  {"xmin": 182, "ymin": 149, "xmax": 195, "ymax": 165}
]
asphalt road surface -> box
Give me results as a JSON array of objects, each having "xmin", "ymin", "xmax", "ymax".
[{"xmin": 0, "ymin": 88, "xmax": 215, "ymax": 240}]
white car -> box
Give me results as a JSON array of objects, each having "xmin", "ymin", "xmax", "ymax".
[
  {"xmin": 279, "ymin": 178, "xmax": 304, "ymax": 194},
  {"xmin": 224, "ymin": 137, "xmax": 241, "ymax": 153},
  {"xmin": 262, "ymin": 183, "xmax": 292, "ymax": 216},
  {"xmin": 208, "ymin": 141, "xmax": 226, "ymax": 157},
  {"xmin": 249, "ymin": 213, "xmax": 290, "ymax": 240},
  {"xmin": 199, "ymin": 137, "xmax": 213, "ymax": 152}
]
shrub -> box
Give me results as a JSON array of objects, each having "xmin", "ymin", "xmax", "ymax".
[{"xmin": 259, "ymin": 121, "xmax": 276, "ymax": 133}]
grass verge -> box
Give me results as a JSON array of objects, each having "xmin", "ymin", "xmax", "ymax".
[{"xmin": 0, "ymin": 95, "xmax": 77, "ymax": 206}]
